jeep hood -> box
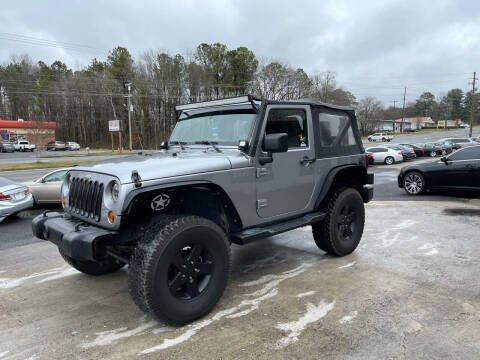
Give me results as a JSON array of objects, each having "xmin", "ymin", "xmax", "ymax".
[{"xmin": 72, "ymin": 150, "xmax": 244, "ymax": 184}]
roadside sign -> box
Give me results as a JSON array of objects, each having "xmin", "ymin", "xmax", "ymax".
[{"xmin": 109, "ymin": 120, "xmax": 121, "ymax": 132}]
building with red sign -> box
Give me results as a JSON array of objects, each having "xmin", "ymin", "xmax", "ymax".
[{"xmin": 0, "ymin": 120, "xmax": 56, "ymax": 147}]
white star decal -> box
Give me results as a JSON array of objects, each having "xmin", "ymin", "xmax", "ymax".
[{"xmin": 151, "ymin": 194, "xmax": 171, "ymax": 211}]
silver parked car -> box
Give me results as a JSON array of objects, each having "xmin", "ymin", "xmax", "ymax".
[
  {"xmin": 0, "ymin": 177, "xmax": 33, "ymax": 222},
  {"xmin": 366, "ymin": 146, "xmax": 404, "ymax": 165},
  {"xmin": 45, "ymin": 141, "xmax": 67, "ymax": 151},
  {"xmin": 24, "ymin": 168, "xmax": 69, "ymax": 204},
  {"xmin": 66, "ymin": 142, "xmax": 80, "ymax": 151}
]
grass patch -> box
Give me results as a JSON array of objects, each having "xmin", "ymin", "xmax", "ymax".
[
  {"xmin": 0, "ymin": 160, "xmax": 97, "ymax": 171},
  {"xmin": 47, "ymin": 151, "xmax": 137, "ymax": 158}
]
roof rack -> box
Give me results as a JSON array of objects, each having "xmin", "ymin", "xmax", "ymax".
[{"xmin": 175, "ymin": 95, "xmax": 261, "ymax": 111}]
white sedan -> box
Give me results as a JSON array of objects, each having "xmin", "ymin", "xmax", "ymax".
[
  {"xmin": 24, "ymin": 168, "xmax": 70, "ymax": 204},
  {"xmin": 0, "ymin": 177, "xmax": 33, "ymax": 222},
  {"xmin": 366, "ymin": 146, "xmax": 403, "ymax": 165}
]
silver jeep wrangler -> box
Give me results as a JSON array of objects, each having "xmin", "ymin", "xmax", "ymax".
[{"xmin": 32, "ymin": 95, "xmax": 373, "ymax": 325}]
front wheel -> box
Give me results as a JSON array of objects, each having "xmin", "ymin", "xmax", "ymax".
[
  {"xmin": 403, "ymin": 171, "xmax": 426, "ymax": 195},
  {"xmin": 312, "ymin": 187, "xmax": 365, "ymax": 256},
  {"xmin": 59, "ymin": 248, "xmax": 125, "ymax": 275},
  {"xmin": 128, "ymin": 215, "xmax": 231, "ymax": 325}
]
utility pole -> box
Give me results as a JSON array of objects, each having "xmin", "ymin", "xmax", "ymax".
[
  {"xmin": 401, "ymin": 87, "xmax": 406, "ymax": 133},
  {"xmin": 125, "ymin": 82, "xmax": 133, "ymax": 151},
  {"xmin": 470, "ymin": 72, "xmax": 476, "ymax": 138},
  {"xmin": 392, "ymin": 100, "xmax": 397, "ymax": 110}
]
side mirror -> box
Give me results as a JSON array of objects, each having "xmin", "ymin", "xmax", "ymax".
[
  {"xmin": 259, "ymin": 133, "xmax": 288, "ymax": 165},
  {"xmin": 440, "ymin": 156, "xmax": 448, "ymax": 164},
  {"xmin": 263, "ymin": 133, "xmax": 288, "ymax": 153}
]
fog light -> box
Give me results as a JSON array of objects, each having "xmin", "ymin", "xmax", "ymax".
[
  {"xmin": 108, "ymin": 211, "xmax": 115, "ymax": 224},
  {"xmin": 61, "ymin": 197, "xmax": 66, "ymax": 208}
]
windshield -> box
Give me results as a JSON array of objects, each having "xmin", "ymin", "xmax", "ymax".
[{"xmin": 170, "ymin": 108, "xmax": 256, "ymax": 145}]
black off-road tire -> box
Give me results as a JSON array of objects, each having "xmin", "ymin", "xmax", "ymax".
[
  {"xmin": 312, "ymin": 187, "xmax": 365, "ymax": 256},
  {"xmin": 128, "ymin": 215, "xmax": 231, "ymax": 326},
  {"xmin": 59, "ymin": 248, "xmax": 125, "ymax": 275}
]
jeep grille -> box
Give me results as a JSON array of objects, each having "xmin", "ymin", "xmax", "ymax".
[{"xmin": 68, "ymin": 177, "xmax": 104, "ymax": 221}]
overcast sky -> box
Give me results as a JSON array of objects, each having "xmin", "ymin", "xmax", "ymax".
[{"xmin": 1, "ymin": 0, "xmax": 479, "ymax": 105}]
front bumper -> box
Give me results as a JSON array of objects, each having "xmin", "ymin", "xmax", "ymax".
[{"xmin": 32, "ymin": 212, "xmax": 116, "ymax": 261}]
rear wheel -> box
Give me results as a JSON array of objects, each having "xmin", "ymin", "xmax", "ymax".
[
  {"xmin": 128, "ymin": 215, "xmax": 231, "ymax": 325},
  {"xmin": 312, "ymin": 187, "xmax": 365, "ymax": 256},
  {"xmin": 384, "ymin": 156, "xmax": 394, "ymax": 165},
  {"xmin": 403, "ymin": 171, "xmax": 426, "ymax": 195},
  {"xmin": 59, "ymin": 248, "xmax": 125, "ymax": 275}
]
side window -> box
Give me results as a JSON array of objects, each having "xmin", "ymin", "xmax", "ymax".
[
  {"xmin": 317, "ymin": 112, "xmax": 356, "ymax": 147},
  {"xmin": 43, "ymin": 170, "xmax": 68, "ymax": 183},
  {"xmin": 449, "ymin": 147, "xmax": 480, "ymax": 161},
  {"xmin": 378, "ymin": 148, "xmax": 388, "ymax": 152},
  {"xmin": 368, "ymin": 148, "xmax": 379, "ymax": 153},
  {"xmin": 265, "ymin": 109, "xmax": 307, "ymax": 148}
]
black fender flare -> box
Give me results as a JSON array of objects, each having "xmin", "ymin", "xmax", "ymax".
[
  {"xmin": 122, "ymin": 180, "xmax": 211, "ymax": 213},
  {"xmin": 314, "ymin": 164, "xmax": 369, "ymax": 209}
]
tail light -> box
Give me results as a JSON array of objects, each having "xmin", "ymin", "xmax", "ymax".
[
  {"xmin": 398, "ymin": 152, "xmax": 402, "ymax": 155},
  {"xmin": 24, "ymin": 188, "xmax": 29, "ymax": 195},
  {"xmin": 410, "ymin": 151, "xmax": 415, "ymax": 154},
  {"xmin": 439, "ymin": 147, "xmax": 443, "ymax": 150},
  {"xmin": 420, "ymin": 148, "xmax": 424, "ymax": 151},
  {"xmin": 458, "ymin": 144, "xmax": 462, "ymax": 148},
  {"xmin": 0, "ymin": 192, "xmax": 11, "ymax": 201}
]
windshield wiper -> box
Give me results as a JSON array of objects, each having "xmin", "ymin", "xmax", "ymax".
[
  {"xmin": 169, "ymin": 141, "xmax": 187, "ymax": 150},
  {"xmin": 195, "ymin": 141, "xmax": 222, "ymax": 152}
]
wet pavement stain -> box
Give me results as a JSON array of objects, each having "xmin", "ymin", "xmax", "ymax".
[{"xmin": 443, "ymin": 208, "xmax": 480, "ymax": 216}]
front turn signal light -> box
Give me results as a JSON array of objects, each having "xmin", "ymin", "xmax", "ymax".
[
  {"xmin": 61, "ymin": 197, "xmax": 66, "ymax": 208},
  {"xmin": 108, "ymin": 211, "xmax": 115, "ymax": 224}
]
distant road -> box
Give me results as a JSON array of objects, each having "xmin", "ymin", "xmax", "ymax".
[
  {"xmin": 0, "ymin": 150, "xmax": 131, "ymax": 165},
  {"xmin": 362, "ymin": 126, "xmax": 479, "ymax": 145}
]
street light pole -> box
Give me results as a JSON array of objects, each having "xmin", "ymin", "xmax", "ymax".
[{"xmin": 125, "ymin": 82, "xmax": 133, "ymax": 151}]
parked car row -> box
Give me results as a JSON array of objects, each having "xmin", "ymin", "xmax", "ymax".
[
  {"xmin": 0, "ymin": 168, "xmax": 69, "ymax": 222},
  {"xmin": 0, "ymin": 140, "xmax": 35, "ymax": 152},
  {"xmin": 45, "ymin": 141, "xmax": 80, "ymax": 151},
  {"xmin": 0, "ymin": 140, "xmax": 81, "ymax": 153},
  {"xmin": 367, "ymin": 137, "xmax": 479, "ymax": 166}
]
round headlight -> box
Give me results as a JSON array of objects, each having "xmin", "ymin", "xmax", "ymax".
[{"xmin": 111, "ymin": 182, "xmax": 120, "ymax": 201}]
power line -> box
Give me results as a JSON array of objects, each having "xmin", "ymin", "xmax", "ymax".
[{"xmin": 0, "ymin": 32, "xmax": 107, "ymax": 54}]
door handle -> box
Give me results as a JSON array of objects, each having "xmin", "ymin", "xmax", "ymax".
[{"xmin": 300, "ymin": 156, "xmax": 316, "ymax": 166}]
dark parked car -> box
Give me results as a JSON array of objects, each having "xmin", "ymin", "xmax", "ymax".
[
  {"xmin": 387, "ymin": 144, "xmax": 416, "ymax": 161},
  {"xmin": 399, "ymin": 143, "xmax": 424, "ymax": 157},
  {"xmin": 0, "ymin": 143, "xmax": 15, "ymax": 153},
  {"xmin": 398, "ymin": 145, "xmax": 480, "ymax": 195},
  {"xmin": 416, "ymin": 142, "xmax": 443, "ymax": 157},
  {"xmin": 433, "ymin": 141, "xmax": 453, "ymax": 154}
]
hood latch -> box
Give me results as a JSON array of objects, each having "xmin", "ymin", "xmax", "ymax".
[{"xmin": 131, "ymin": 170, "xmax": 142, "ymax": 188}]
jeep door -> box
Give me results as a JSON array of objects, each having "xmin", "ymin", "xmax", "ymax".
[{"xmin": 255, "ymin": 105, "xmax": 315, "ymax": 218}]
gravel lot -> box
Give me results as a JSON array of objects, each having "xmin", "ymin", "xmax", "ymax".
[{"xmin": 1, "ymin": 200, "xmax": 480, "ymax": 359}]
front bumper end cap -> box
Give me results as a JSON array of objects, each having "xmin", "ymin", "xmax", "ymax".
[{"xmin": 32, "ymin": 212, "xmax": 116, "ymax": 261}]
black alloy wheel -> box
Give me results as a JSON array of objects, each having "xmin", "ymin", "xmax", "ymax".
[{"xmin": 168, "ymin": 243, "xmax": 213, "ymax": 300}]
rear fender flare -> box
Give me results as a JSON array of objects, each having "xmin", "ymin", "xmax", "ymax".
[{"xmin": 314, "ymin": 165, "xmax": 368, "ymax": 209}]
